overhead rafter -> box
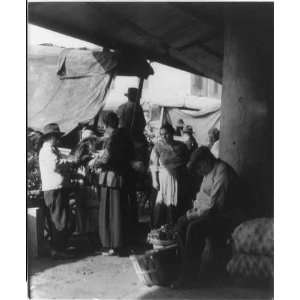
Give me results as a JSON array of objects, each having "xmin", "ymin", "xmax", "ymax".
[
  {"xmin": 86, "ymin": 2, "xmax": 169, "ymax": 57},
  {"xmin": 28, "ymin": 2, "xmax": 224, "ymax": 82},
  {"xmin": 170, "ymin": 2, "xmax": 225, "ymax": 28},
  {"xmin": 178, "ymin": 30, "xmax": 223, "ymax": 50}
]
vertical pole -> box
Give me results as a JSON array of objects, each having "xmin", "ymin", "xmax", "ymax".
[
  {"xmin": 130, "ymin": 77, "xmax": 145, "ymax": 133},
  {"xmin": 137, "ymin": 77, "xmax": 144, "ymax": 104},
  {"xmin": 159, "ymin": 106, "xmax": 165, "ymax": 127},
  {"xmin": 221, "ymin": 5, "xmax": 273, "ymax": 216}
]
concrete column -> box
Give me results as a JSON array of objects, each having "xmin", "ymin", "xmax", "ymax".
[{"xmin": 220, "ymin": 4, "xmax": 273, "ymax": 217}]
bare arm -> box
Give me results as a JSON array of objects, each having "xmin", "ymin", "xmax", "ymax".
[{"xmin": 150, "ymin": 145, "xmax": 160, "ymax": 190}]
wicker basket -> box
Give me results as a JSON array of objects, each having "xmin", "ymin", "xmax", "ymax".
[{"xmin": 130, "ymin": 245, "xmax": 179, "ymax": 286}]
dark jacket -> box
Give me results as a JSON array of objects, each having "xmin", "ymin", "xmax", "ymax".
[
  {"xmin": 97, "ymin": 128, "xmax": 135, "ymax": 175},
  {"xmin": 117, "ymin": 101, "xmax": 146, "ymax": 138}
]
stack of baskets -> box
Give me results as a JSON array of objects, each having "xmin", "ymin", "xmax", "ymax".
[{"xmin": 226, "ymin": 218, "xmax": 274, "ymax": 281}]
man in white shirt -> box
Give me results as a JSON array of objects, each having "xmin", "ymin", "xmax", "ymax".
[
  {"xmin": 172, "ymin": 146, "xmax": 243, "ymax": 288},
  {"xmin": 39, "ymin": 123, "xmax": 76, "ymax": 259}
]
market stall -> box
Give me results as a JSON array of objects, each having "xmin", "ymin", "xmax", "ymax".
[{"xmin": 27, "ymin": 45, "xmax": 154, "ymax": 255}]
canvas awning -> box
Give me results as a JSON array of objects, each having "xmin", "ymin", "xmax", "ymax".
[{"xmin": 28, "ymin": 45, "xmax": 153, "ymax": 133}]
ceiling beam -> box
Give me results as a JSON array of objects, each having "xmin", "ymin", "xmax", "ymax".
[
  {"xmin": 28, "ymin": 2, "xmax": 223, "ymax": 82},
  {"xmin": 87, "ymin": 3, "xmax": 169, "ymax": 56},
  {"xmin": 178, "ymin": 30, "xmax": 223, "ymax": 50},
  {"xmin": 169, "ymin": 2, "xmax": 224, "ymax": 29}
]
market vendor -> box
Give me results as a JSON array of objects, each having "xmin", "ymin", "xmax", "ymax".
[
  {"xmin": 39, "ymin": 123, "xmax": 77, "ymax": 259},
  {"xmin": 72, "ymin": 126, "xmax": 102, "ymax": 247},
  {"xmin": 89, "ymin": 112, "xmax": 135, "ymax": 256},
  {"xmin": 172, "ymin": 146, "xmax": 243, "ymax": 288}
]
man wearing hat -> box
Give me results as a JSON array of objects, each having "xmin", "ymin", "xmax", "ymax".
[
  {"xmin": 39, "ymin": 123, "xmax": 76, "ymax": 258},
  {"xmin": 175, "ymin": 119, "xmax": 185, "ymax": 136},
  {"xmin": 117, "ymin": 87, "xmax": 146, "ymax": 138},
  {"xmin": 117, "ymin": 87, "xmax": 148, "ymax": 226},
  {"xmin": 182, "ymin": 125, "xmax": 198, "ymax": 155}
]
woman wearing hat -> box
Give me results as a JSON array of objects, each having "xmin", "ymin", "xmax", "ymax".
[{"xmin": 39, "ymin": 123, "xmax": 77, "ymax": 258}]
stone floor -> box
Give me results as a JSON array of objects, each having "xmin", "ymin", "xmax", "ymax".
[
  {"xmin": 28, "ymin": 216, "xmax": 273, "ymax": 300},
  {"xmin": 28, "ymin": 247, "xmax": 273, "ymax": 300}
]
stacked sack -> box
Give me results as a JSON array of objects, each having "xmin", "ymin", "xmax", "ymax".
[{"xmin": 226, "ymin": 218, "xmax": 273, "ymax": 281}]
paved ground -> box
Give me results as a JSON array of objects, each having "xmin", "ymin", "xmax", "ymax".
[
  {"xmin": 28, "ymin": 219, "xmax": 273, "ymax": 300},
  {"xmin": 28, "ymin": 251, "xmax": 273, "ymax": 300}
]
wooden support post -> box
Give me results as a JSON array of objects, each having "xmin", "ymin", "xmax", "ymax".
[
  {"xmin": 159, "ymin": 106, "xmax": 165, "ymax": 128},
  {"xmin": 130, "ymin": 77, "xmax": 145, "ymax": 134},
  {"xmin": 137, "ymin": 77, "xmax": 144, "ymax": 104}
]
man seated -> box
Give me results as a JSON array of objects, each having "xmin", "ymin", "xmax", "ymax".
[{"xmin": 172, "ymin": 146, "xmax": 243, "ymax": 288}]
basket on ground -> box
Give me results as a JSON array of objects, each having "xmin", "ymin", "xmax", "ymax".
[{"xmin": 130, "ymin": 246, "xmax": 180, "ymax": 286}]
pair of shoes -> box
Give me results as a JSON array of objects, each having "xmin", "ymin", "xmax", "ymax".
[{"xmin": 50, "ymin": 249, "xmax": 75, "ymax": 260}]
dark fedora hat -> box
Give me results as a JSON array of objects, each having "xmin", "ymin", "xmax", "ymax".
[
  {"xmin": 183, "ymin": 125, "xmax": 194, "ymax": 134},
  {"xmin": 125, "ymin": 87, "xmax": 139, "ymax": 98},
  {"xmin": 42, "ymin": 123, "xmax": 63, "ymax": 138}
]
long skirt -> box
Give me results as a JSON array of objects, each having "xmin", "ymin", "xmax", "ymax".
[
  {"xmin": 98, "ymin": 186, "xmax": 128, "ymax": 249},
  {"xmin": 153, "ymin": 167, "xmax": 191, "ymax": 228}
]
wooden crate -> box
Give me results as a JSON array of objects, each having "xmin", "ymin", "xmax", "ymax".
[{"xmin": 27, "ymin": 207, "xmax": 45, "ymax": 257}]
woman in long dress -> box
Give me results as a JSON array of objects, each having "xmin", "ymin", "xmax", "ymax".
[
  {"xmin": 150, "ymin": 123, "xmax": 192, "ymax": 228},
  {"xmin": 91, "ymin": 112, "xmax": 134, "ymax": 255}
]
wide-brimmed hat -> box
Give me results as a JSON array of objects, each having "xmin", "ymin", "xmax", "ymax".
[
  {"xmin": 183, "ymin": 125, "xmax": 194, "ymax": 134},
  {"xmin": 42, "ymin": 123, "xmax": 63, "ymax": 138},
  {"xmin": 125, "ymin": 87, "xmax": 139, "ymax": 98}
]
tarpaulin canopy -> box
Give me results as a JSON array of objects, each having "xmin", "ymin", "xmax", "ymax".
[
  {"xmin": 163, "ymin": 97, "xmax": 221, "ymax": 146},
  {"xmin": 28, "ymin": 45, "xmax": 153, "ymax": 133}
]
